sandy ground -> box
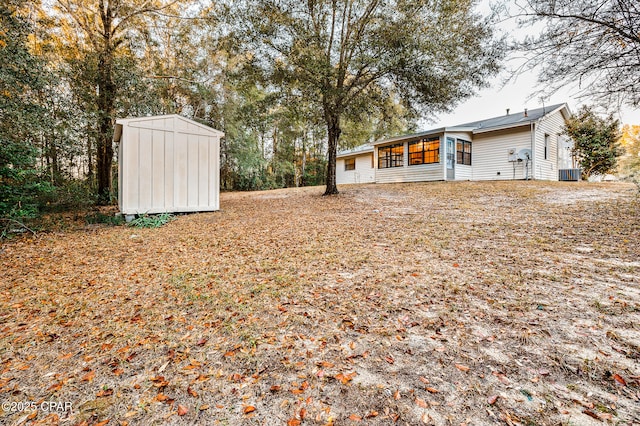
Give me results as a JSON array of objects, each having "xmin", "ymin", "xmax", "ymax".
[{"xmin": 0, "ymin": 180, "xmax": 638, "ymax": 425}]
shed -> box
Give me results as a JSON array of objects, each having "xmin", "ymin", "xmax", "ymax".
[{"xmin": 114, "ymin": 115, "xmax": 224, "ymax": 215}]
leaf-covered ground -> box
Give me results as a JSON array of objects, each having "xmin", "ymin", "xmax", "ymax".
[{"xmin": 1, "ymin": 181, "xmax": 639, "ymax": 426}]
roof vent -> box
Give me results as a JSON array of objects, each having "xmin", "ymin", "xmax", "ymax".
[
  {"xmin": 524, "ymin": 108, "xmax": 528, "ymax": 118},
  {"xmin": 506, "ymin": 108, "xmax": 510, "ymax": 116}
]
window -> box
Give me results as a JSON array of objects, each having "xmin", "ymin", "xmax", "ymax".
[
  {"xmin": 544, "ymin": 134, "xmax": 549, "ymax": 160},
  {"xmin": 344, "ymin": 158, "xmax": 355, "ymax": 171},
  {"xmin": 378, "ymin": 143, "xmax": 404, "ymax": 168},
  {"xmin": 408, "ymin": 137, "xmax": 440, "ymax": 165},
  {"xmin": 456, "ymin": 139, "xmax": 472, "ymax": 165}
]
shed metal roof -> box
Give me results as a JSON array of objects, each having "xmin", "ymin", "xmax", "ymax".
[{"xmin": 114, "ymin": 114, "xmax": 224, "ymax": 144}]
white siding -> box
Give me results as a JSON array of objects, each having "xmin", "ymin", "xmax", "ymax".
[
  {"xmin": 455, "ymin": 165, "xmax": 472, "ymax": 180},
  {"xmin": 534, "ymin": 109, "xmax": 565, "ymax": 180},
  {"xmin": 375, "ymin": 141, "xmax": 444, "ymax": 183},
  {"xmin": 472, "ymin": 126, "xmax": 533, "ymax": 180},
  {"xmin": 336, "ymin": 153, "xmax": 375, "ymax": 184},
  {"xmin": 117, "ymin": 115, "xmax": 222, "ymax": 215},
  {"xmin": 445, "ymin": 132, "xmax": 474, "ymax": 181}
]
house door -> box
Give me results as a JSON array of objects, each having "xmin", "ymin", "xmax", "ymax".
[{"xmin": 446, "ymin": 137, "xmax": 455, "ymax": 180}]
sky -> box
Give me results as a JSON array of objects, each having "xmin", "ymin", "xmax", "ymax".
[{"xmin": 427, "ymin": 0, "xmax": 639, "ymax": 129}]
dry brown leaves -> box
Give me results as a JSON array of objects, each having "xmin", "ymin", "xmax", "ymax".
[{"xmin": 0, "ymin": 181, "xmax": 638, "ymax": 425}]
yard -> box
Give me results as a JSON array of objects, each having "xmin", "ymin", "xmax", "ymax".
[{"xmin": 1, "ymin": 181, "xmax": 639, "ymax": 425}]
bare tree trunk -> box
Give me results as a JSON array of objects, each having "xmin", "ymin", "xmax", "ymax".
[
  {"xmin": 324, "ymin": 113, "xmax": 340, "ymax": 195},
  {"xmin": 95, "ymin": 17, "xmax": 116, "ymax": 203},
  {"xmin": 301, "ymin": 131, "xmax": 307, "ymax": 186}
]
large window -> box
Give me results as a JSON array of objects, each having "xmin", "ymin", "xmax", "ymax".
[
  {"xmin": 378, "ymin": 143, "xmax": 404, "ymax": 168},
  {"xmin": 344, "ymin": 158, "xmax": 355, "ymax": 171},
  {"xmin": 408, "ymin": 137, "xmax": 440, "ymax": 165},
  {"xmin": 456, "ymin": 139, "xmax": 472, "ymax": 165}
]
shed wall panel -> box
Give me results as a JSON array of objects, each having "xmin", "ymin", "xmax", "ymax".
[
  {"xmin": 138, "ymin": 128, "xmax": 153, "ymax": 210},
  {"xmin": 164, "ymin": 132, "xmax": 175, "ymax": 209},
  {"xmin": 198, "ymin": 135, "xmax": 210, "ymax": 206},
  {"xmin": 187, "ymin": 134, "xmax": 199, "ymax": 207},
  {"xmin": 152, "ymin": 129, "xmax": 165, "ymax": 210},
  {"xmin": 115, "ymin": 115, "xmax": 226, "ymax": 214},
  {"xmin": 175, "ymin": 135, "xmax": 188, "ymax": 208}
]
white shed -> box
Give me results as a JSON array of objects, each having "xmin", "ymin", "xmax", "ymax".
[{"xmin": 114, "ymin": 115, "xmax": 224, "ymax": 215}]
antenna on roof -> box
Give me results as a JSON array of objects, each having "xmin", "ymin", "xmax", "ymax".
[{"xmin": 539, "ymin": 96, "xmax": 546, "ymax": 114}]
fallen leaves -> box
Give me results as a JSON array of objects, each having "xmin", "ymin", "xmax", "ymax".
[
  {"xmin": 454, "ymin": 364, "xmax": 470, "ymax": 372},
  {"xmin": 613, "ymin": 373, "xmax": 627, "ymax": 387},
  {"xmin": 81, "ymin": 370, "xmax": 95, "ymax": 382},
  {"xmin": 96, "ymin": 388, "xmax": 113, "ymax": 397},
  {"xmin": 1, "ymin": 182, "xmax": 638, "ymax": 426},
  {"xmin": 334, "ymin": 372, "xmax": 356, "ymax": 385}
]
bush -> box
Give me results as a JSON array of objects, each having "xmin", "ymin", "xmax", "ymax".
[{"xmin": 128, "ymin": 213, "xmax": 175, "ymax": 228}]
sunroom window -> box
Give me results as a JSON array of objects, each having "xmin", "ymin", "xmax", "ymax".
[
  {"xmin": 409, "ymin": 137, "xmax": 440, "ymax": 165},
  {"xmin": 378, "ymin": 143, "xmax": 404, "ymax": 168}
]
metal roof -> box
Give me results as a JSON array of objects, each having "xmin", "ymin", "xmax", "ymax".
[
  {"xmin": 460, "ymin": 103, "xmax": 567, "ymax": 133},
  {"xmin": 337, "ymin": 103, "xmax": 569, "ymax": 157}
]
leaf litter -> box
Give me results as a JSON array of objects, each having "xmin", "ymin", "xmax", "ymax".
[{"xmin": 0, "ymin": 181, "xmax": 639, "ymax": 425}]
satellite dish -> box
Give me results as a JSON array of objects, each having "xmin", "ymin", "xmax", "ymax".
[{"xmin": 518, "ymin": 149, "xmax": 532, "ymax": 160}]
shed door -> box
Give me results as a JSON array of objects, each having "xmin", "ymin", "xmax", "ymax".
[{"xmin": 446, "ymin": 137, "xmax": 455, "ymax": 180}]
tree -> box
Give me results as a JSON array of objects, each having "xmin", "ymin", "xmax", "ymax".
[
  {"xmin": 512, "ymin": 0, "xmax": 640, "ymax": 108},
  {"xmin": 51, "ymin": 0, "xmax": 187, "ymax": 202},
  {"xmin": 0, "ymin": 0, "xmax": 51, "ymax": 218},
  {"xmin": 235, "ymin": 0, "xmax": 503, "ymax": 195},
  {"xmin": 618, "ymin": 124, "xmax": 640, "ymax": 178},
  {"xmin": 564, "ymin": 106, "xmax": 623, "ymax": 178}
]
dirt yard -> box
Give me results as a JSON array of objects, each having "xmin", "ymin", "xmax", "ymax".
[{"xmin": 1, "ymin": 181, "xmax": 639, "ymax": 425}]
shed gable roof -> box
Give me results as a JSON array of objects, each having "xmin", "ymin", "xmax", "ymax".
[{"xmin": 114, "ymin": 114, "xmax": 224, "ymax": 143}]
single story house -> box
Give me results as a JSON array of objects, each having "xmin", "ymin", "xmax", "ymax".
[
  {"xmin": 336, "ymin": 103, "xmax": 576, "ymax": 184},
  {"xmin": 115, "ymin": 114, "xmax": 224, "ymax": 216}
]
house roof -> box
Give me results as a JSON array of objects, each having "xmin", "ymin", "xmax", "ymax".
[
  {"xmin": 337, "ymin": 103, "xmax": 569, "ymax": 157},
  {"xmin": 337, "ymin": 143, "xmax": 375, "ymax": 157},
  {"xmin": 461, "ymin": 103, "xmax": 568, "ymax": 134}
]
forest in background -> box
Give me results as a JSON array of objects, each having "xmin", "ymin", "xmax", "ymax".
[
  {"xmin": 2, "ymin": 0, "xmax": 639, "ymax": 223},
  {"xmin": 1, "ymin": 0, "xmax": 426, "ymax": 220}
]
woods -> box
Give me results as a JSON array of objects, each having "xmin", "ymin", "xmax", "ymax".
[
  {"xmin": 1, "ymin": 0, "xmax": 639, "ymax": 220},
  {"xmin": 1, "ymin": 0, "xmax": 504, "ymax": 218},
  {"xmin": 1, "ymin": 182, "xmax": 639, "ymax": 424}
]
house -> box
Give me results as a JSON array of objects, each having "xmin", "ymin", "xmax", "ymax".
[
  {"xmin": 336, "ymin": 103, "xmax": 576, "ymax": 184},
  {"xmin": 114, "ymin": 115, "xmax": 224, "ymax": 216}
]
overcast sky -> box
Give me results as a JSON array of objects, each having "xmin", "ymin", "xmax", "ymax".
[{"xmin": 429, "ymin": 1, "xmax": 638, "ymax": 128}]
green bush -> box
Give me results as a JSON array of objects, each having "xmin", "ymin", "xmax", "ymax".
[{"xmin": 128, "ymin": 213, "xmax": 175, "ymax": 228}]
